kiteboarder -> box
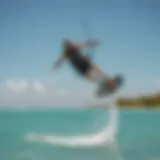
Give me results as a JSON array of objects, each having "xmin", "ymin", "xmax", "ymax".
[{"xmin": 52, "ymin": 39, "xmax": 123, "ymax": 97}]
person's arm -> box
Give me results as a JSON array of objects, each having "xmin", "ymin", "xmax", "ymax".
[
  {"xmin": 75, "ymin": 40, "xmax": 99, "ymax": 49},
  {"xmin": 52, "ymin": 54, "xmax": 66, "ymax": 72}
]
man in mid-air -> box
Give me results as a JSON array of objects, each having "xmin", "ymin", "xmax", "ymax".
[{"xmin": 52, "ymin": 39, "xmax": 123, "ymax": 97}]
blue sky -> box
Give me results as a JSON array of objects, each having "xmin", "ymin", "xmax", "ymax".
[{"xmin": 0, "ymin": 0, "xmax": 160, "ymax": 96}]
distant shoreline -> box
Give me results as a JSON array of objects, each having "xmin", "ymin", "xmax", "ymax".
[
  {"xmin": 0, "ymin": 105, "xmax": 160, "ymax": 110},
  {"xmin": 116, "ymin": 92, "xmax": 160, "ymax": 108},
  {"xmin": 0, "ymin": 92, "xmax": 160, "ymax": 110}
]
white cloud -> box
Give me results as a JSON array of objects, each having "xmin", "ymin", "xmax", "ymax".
[
  {"xmin": 4, "ymin": 79, "xmax": 28, "ymax": 93},
  {"xmin": 1, "ymin": 78, "xmax": 159, "ymax": 108},
  {"xmin": 31, "ymin": 80, "xmax": 46, "ymax": 95},
  {"xmin": 0, "ymin": 79, "xmax": 93, "ymax": 108}
]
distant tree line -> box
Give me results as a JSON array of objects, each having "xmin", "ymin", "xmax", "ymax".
[{"xmin": 116, "ymin": 92, "xmax": 160, "ymax": 108}]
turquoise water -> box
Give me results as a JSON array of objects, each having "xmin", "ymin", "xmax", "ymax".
[{"xmin": 0, "ymin": 108, "xmax": 160, "ymax": 160}]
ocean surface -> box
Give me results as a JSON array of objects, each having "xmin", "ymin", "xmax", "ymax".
[{"xmin": 0, "ymin": 107, "xmax": 160, "ymax": 160}]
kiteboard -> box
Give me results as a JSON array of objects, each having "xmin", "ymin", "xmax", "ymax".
[{"xmin": 96, "ymin": 74, "xmax": 124, "ymax": 97}]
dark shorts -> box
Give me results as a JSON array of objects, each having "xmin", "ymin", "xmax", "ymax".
[{"xmin": 69, "ymin": 56, "xmax": 92, "ymax": 75}]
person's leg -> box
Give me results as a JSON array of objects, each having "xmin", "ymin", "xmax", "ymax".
[
  {"xmin": 83, "ymin": 62, "xmax": 124, "ymax": 97},
  {"xmin": 85, "ymin": 63, "xmax": 120, "ymax": 87},
  {"xmin": 84, "ymin": 64, "xmax": 107, "ymax": 84}
]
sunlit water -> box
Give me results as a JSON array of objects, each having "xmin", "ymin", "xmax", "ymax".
[{"xmin": 0, "ymin": 108, "xmax": 160, "ymax": 160}]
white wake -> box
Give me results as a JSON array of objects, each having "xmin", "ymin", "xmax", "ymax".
[{"xmin": 25, "ymin": 99, "xmax": 119, "ymax": 148}]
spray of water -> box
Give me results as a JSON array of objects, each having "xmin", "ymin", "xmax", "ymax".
[{"xmin": 25, "ymin": 97, "xmax": 119, "ymax": 148}]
